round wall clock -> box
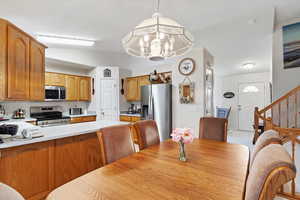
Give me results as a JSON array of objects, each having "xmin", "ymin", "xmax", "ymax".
[{"xmin": 178, "ymin": 58, "xmax": 196, "ymax": 76}]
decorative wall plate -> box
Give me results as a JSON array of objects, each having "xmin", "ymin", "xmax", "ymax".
[{"xmin": 178, "ymin": 58, "xmax": 196, "ymax": 76}]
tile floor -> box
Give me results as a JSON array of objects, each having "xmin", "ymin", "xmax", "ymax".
[{"xmin": 228, "ymin": 130, "xmax": 299, "ymax": 200}]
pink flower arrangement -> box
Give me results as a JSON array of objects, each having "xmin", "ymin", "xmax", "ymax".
[{"xmin": 171, "ymin": 128, "xmax": 194, "ymax": 144}]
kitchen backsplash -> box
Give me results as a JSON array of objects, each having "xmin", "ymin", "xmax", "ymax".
[{"xmin": 0, "ymin": 101, "xmax": 89, "ymax": 118}]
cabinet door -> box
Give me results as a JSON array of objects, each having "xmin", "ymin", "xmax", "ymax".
[
  {"xmin": 78, "ymin": 77, "xmax": 91, "ymax": 101},
  {"xmin": 45, "ymin": 72, "xmax": 65, "ymax": 86},
  {"xmin": 125, "ymin": 77, "xmax": 139, "ymax": 101},
  {"xmin": 65, "ymin": 75, "xmax": 78, "ymax": 101},
  {"xmin": 0, "ymin": 20, "xmax": 7, "ymax": 99},
  {"xmin": 138, "ymin": 76, "xmax": 151, "ymax": 87},
  {"xmin": 138, "ymin": 76, "xmax": 150, "ymax": 100},
  {"xmin": 0, "ymin": 141, "xmax": 54, "ymax": 200},
  {"xmin": 79, "ymin": 133, "xmax": 102, "ymax": 174},
  {"xmin": 7, "ymin": 25, "xmax": 30, "ymax": 100},
  {"xmin": 30, "ymin": 40, "xmax": 45, "ymax": 101},
  {"xmin": 54, "ymin": 136, "xmax": 82, "ymax": 188},
  {"xmin": 120, "ymin": 115, "xmax": 132, "ymax": 122},
  {"xmin": 54, "ymin": 133, "xmax": 101, "ymax": 188}
]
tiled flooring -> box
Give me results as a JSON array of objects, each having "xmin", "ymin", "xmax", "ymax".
[{"xmin": 228, "ymin": 130, "xmax": 299, "ymax": 200}]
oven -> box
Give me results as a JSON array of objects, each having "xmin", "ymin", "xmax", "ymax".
[{"xmin": 45, "ymin": 86, "xmax": 66, "ymax": 101}]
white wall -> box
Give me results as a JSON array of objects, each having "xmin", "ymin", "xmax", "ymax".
[
  {"xmin": 46, "ymin": 47, "xmax": 132, "ymax": 68},
  {"xmin": 273, "ymin": 18, "xmax": 300, "ymax": 100},
  {"xmin": 215, "ymin": 72, "xmax": 271, "ymax": 130},
  {"xmin": 123, "ymin": 47, "xmax": 206, "ymax": 135}
]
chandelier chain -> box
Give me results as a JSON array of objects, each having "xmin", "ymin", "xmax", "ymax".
[{"xmin": 155, "ymin": 0, "xmax": 160, "ymax": 13}]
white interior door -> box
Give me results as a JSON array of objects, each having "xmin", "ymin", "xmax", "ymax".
[
  {"xmin": 99, "ymin": 79, "xmax": 118, "ymax": 120},
  {"xmin": 238, "ymin": 82, "xmax": 265, "ymax": 131}
]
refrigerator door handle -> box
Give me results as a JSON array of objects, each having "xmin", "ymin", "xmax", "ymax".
[{"xmin": 149, "ymin": 96, "xmax": 154, "ymax": 119}]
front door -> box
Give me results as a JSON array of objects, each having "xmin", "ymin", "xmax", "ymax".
[
  {"xmin": 238, "ymin": 82, "xmax": 266, "ymax": 131},
  {"xmin": 99, "ymin": 79, "xmax": 118, "ymax": 120}
]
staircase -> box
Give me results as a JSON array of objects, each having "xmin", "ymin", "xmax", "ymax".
[{"xmin": 254, "ymin": 85, "xmax": 300, "ymax": 200}]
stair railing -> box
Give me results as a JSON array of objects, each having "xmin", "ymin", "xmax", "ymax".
[{"xmin": 254, "ymin": 85, "xmax": 300, "ymax": 199}]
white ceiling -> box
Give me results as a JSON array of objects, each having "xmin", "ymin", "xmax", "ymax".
[{"xmin": 1, "ymin": 0, "xmax": 300, "ymax": 75}]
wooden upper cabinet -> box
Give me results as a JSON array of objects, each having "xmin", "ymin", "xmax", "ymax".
[
  {"xmin": 45, "ymin": 72, "xmax": 65, "ymax": 86},
  {"xmin": 137, "ymin": 75, "xmax": 150, "ymax": 100},
  {"xmin": 66, "ymin": 75, "xmax": 78, "ymax": 101},
  {"xmin": 125, "ymin": 77, "xmax": 139, "ymax": 101},
  {"xmin": 30, "ymin": 40, "xmax": 45, "ymax": 101},
  {"xmin": 78, "ymin": 77, "xmax": 91, "ymax": 101},
  {"xmin": 45, "ymin": 72, "xmax": 91, "ymax": 102},
  {"xmin": 138, "ymin": 75, "xmax": 150, "ymax": 86},
  {"xmin": 0, "ymin": 20, "xmax": 7, "ymax": 99},
  {"xmin": 7, "ymin": 25, "xmax": 30, "ymax": 100},
  {"xmin": 0, "ymin": 19, "xmax": 46, "ymax": 101},
  {"xmin": 125, "ymin": 76, "xmax": 150, "ymax": 101}
]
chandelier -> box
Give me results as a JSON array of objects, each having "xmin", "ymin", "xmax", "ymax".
[{"xmin": 122, "ymin": 0, "xmax": 194, "ymax": 61}]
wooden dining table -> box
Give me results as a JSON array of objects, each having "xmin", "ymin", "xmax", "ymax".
[{"xmin": 46, "ymin": 139, "xmax": 249, "ymax": 200}]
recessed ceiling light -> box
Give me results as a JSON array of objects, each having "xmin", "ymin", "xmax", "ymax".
[
  {"xmin": 36, "ymin": 34, "xmax": 95, "ymax": 47},
  {"xmin": 242, "ymin": 63, "xmax": 255, "ymax": 70}
]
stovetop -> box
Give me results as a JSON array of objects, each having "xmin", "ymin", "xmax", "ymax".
[{"xmin": 31, "ymin": 111, "xmax": 70, "ymax": 121}]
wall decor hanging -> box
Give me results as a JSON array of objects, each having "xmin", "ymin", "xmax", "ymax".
[
  {"xmin": 179, "ymin": 77, "xmax": 194, "ymax": 104},
  {"xmin": 283, "ymin": 22, "xmax": 300, "ymax": 69},
  {"xmin": 178, "ymin": 58, "xmax": 196, "ymax": 76},
  {"xmin": 223, "ymin": 92, "xmax": 235, "ymax": 99},
  {"xmin": 104, "ymin": 68, "xmax": 112, "ymax": 77}
]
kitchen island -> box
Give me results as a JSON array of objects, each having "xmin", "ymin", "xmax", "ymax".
[
  {"xmin": 0, "ymin": 120, "xmax": 127, "ymax": 149},
  {"xmin": 0, "ymin": 120, "xmax": 127, "ymax": 200}
]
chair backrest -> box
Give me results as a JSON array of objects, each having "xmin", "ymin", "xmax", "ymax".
[
  {"xmin": 250, "ymin": 130, "xmax": 282, "ymax": 167},
  {"xmin": 199, "ymin": 117, "xmax": 228, "ymax": 142},
  {"xmin": 0, "ymin": 183, "xmax": 25, "ymax": 200},
  {"xmin": 132, "ymin": 120, "xmax": 160, "ymax": 150},
  {"xmin": 245, "ymin": 144, "xmax": 296, "ymax": 200},
  {"xmin": 97, "ymin": 124, "xmax": 135, "ymax": 165},
  {"xmin": 216, "ymin": 107, "xmax": 231, "ymax": 119}
]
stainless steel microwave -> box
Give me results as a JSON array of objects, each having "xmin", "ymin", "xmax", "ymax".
[{"xmin": 45, "ymin": 86, "xmax": 66, "ymax": 101}]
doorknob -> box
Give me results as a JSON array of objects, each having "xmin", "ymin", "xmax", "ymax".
[{"xmin": 237, "ymin": 105, "xmax": 242, "ymax": 111}]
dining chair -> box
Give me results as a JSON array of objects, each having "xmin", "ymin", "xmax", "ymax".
[
  {"xmin": 0, "ymin": 183, "xmax": 25, "ymax": 200},
  {"xmin": 245, "ymin": 144, "xmax": 296, "ymax": 200},
  {"xmin": 97, "ymin": 124, "xmax": 135, "ymax": 165},
  {"xmin": 199, "ymin": 117, "xmax": 228, "ymax": 142},
  {"xmin": 250, "ymin": 129, "xmax": 282, "ymax": 167},
  {"xmin": 132, "ymin": 120, "xmax": 160, "ymax": 150}
]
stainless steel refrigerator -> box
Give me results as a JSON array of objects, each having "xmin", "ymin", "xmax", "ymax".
[{"xmin": 141, "ymin": 83, "xmax": 172, "ymax": 141}]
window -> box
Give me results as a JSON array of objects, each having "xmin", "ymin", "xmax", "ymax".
[{"xmin": 242, "ymin": 85, "xmax": 259, "ymax": 93}]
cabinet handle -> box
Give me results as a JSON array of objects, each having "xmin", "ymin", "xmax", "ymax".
[{"xmin": 92, "ymin": 78, "xmax": 95, "ymax": 95}]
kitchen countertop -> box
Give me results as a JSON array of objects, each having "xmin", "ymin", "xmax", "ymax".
[
  {"xmin": 0, "ymin": 117, "xmax": 37, "ymax": 124},
  {"xmin": 120, "ymin": 112, "xmax": 142, "ymax": 117},
  {"xmin": 66, "ymin": 113, "xmax": 97, "ymax": 118},
  {"xmin": 0, "ymin": 120, "xmax": 127, "ymax": 149}
]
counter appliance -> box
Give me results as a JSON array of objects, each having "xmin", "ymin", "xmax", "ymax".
[{"xmin": 30, "ymin": 106, "xmax": 70, "ymax": 127}]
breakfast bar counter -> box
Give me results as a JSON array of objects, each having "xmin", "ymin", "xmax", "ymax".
[
  {"xmin": 0, "ymin": 120, "xmax": 128, "ymax": 200},
  {"xmin": 0, "ymin": 120, "xmax": 127, "ymax": 149}
]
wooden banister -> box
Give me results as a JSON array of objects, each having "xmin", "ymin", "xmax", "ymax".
[{"xmin": 254, "ymin": 85, "xmax": 300, "ymax": 199}]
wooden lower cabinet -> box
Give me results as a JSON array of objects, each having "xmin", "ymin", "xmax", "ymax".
[
  {"xmin": 54, "ymin": 133, "xmax": 101, "ymax": 188},
  {"xmin": 0, "ymin": 141, "xmax": 54, "ymax": 200},
  {"xmin": 70, "ymin": 116, "xmax": 97, "ymax": 124},
  {"xmin": 0, "ymin": 132, "xmax": 102, "ymax": 200},
  {"xmin": 120, "ymin": 115, "xmax": 141, "ymax": 122}
]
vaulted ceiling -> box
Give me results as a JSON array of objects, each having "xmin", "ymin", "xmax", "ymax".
[{"xmin": 1, "ymin": 0, "xmax": 300, "ymax": 75}]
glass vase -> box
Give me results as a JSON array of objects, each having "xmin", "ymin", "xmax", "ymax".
[{"xmin": 178, "ymin": 141, "xmax": 187, "ymax": 162}]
